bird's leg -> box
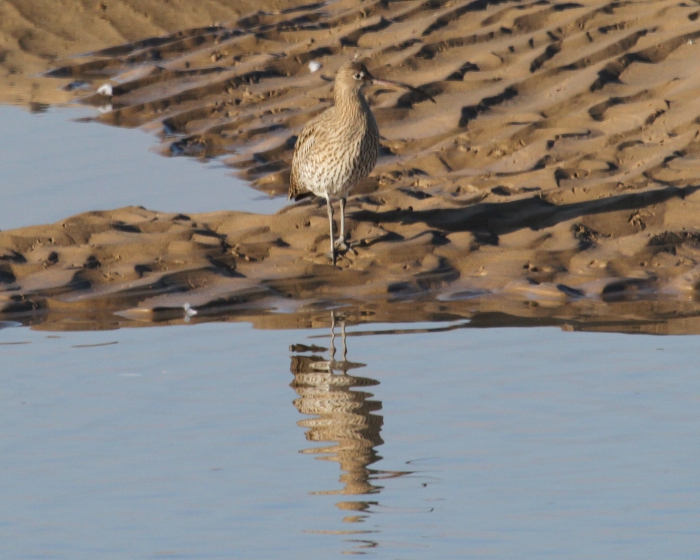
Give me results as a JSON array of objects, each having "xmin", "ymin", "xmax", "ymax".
[
  {"xmin": 325, "ymin": 194, "xmax": 336, "ymax": 264},
  {"xmin": 334, "ymin": 197, "xmax": 348, "ymax": 252}
]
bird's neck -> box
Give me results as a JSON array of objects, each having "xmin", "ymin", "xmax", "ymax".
[{"xmin": 334, "ymin": 87, "xmax": 370, "ymax": 125}]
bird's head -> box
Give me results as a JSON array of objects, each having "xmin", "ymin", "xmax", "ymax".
[
  {"xmin": 336, "ymin": 61, "xmax": 374, "ymax": 92},
  {"xmin": 334, "ymin": 60, "xmax": 436, "ymax": 103}
]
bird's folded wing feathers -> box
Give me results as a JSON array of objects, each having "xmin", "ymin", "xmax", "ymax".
[{"xmin": 288, "ymin": 119, "xmax": 320, "ymax": 200}]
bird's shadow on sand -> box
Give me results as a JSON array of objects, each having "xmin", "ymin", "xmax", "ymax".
[{"xmin": 351, "ymin": 183, "xmax": 700, "ymax": 243}]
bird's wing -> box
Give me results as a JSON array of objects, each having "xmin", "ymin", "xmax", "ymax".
[
  {"xmin": 288, "ymin": 109, "xmax": 334, "ymax": 200},
  {"xmin": 289, "ymin": 121, "xmax": 317, "ymax": 200}
]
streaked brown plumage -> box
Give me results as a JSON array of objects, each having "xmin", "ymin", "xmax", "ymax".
[{"xmin": 289, "ymin": 60, "xmax": 434, "ymax": 264}]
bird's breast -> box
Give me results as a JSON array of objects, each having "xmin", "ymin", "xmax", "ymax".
[{"xmin": 296, "ymin": 112, "xmax": 379, "ymax": 198}]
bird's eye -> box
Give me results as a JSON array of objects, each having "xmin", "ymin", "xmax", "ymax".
[{"xmin": 353, "ymin": 72, "xmax": 363, "ymax": 80}]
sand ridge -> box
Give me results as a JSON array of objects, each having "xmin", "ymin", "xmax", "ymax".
[
  {"xmin": 0, "ymin": 0, "xmax": 298, "ymax": 106},
  {"xmin": 5, "ymin": 0, "xmax": 700, "ymax": 333}
]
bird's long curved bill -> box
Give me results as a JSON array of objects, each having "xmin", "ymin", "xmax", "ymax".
[{"xmin": 372, "ymin": 78, "xmax": 436, "ymax": 104}]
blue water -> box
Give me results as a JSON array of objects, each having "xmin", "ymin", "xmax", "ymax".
[
  {"xmin": 0, "ymin": 105, "xmax": 286, "ymax": 231},
  {"xmin": 1, "ymin": 320, "xmax": 698, "ymax": 559}
]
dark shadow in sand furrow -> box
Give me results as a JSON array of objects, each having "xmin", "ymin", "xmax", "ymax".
[{"xmin": 350, "ymin": 184, "xmax": 700, "ymax": 240}]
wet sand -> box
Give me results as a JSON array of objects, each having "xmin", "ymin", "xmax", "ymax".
[{"xmin": 4, "ymin": 0, "xmax": 700, "ymax": 333}]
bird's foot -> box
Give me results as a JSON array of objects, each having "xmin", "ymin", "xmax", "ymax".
[{"xmin": 334, "ymin": 236, "xmax": 348, "ymax": 252}]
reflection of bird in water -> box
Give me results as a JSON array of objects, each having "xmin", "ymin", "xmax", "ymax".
[
  {"xmin": 288, "ymin": 60, "xmax": 435, "ymax": 264},
  {"xmin": 290, "ymin": 314, "xmax": 380, "ymax": 515},
  {"xmin": 290, "ymin": 313, "xmax": 409, "ymax": 521}
]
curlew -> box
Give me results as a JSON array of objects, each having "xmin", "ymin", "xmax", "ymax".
[{"xmin": 288, "ymin": 60, "xmax": 435, "ymax": 264}]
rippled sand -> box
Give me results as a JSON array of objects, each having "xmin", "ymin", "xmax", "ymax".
[{"xmin": 4, "ymin": 0, "xmax": 700, "ymax": 333}]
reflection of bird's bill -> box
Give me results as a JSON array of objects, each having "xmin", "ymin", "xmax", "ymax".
[{"xmin": 371, "ymin": 78, "xmax": 436, "ymax": 104}]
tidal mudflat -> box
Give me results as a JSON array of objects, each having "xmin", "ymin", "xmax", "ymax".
[{"xmin": 2, "ymin": 1, "xmax": 700, "ymax": 557}]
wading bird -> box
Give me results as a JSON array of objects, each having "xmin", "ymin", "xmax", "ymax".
[{"xmin": 288, "ymin": 60, "xmax": 435, "ymax": 264}]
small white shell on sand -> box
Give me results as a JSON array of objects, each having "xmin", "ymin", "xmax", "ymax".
[
  {"xmin": 97, "ymin": 104, "xmax": 113, "ymax": 113},
  {"xmin": 97, "ymin": 84, "xmax": 113, "ymax": 96},
  {"xmin": 308, "ymin": 61, "xmax": 322, "ymax": 73},
  {"xmin": 183, "ymin": 303, "xmax": 198, "ymax": 316}
]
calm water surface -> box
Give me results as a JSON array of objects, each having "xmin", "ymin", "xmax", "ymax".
[
  {"xmin": 0, "ymin": 105, "xmax": 285, "ymax": 231},
  {"xmin": 1, "ymin": 320, "xmax": 699, "ymax": 559}
]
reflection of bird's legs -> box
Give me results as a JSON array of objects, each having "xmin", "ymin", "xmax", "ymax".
[
  {"xmin": 335, "ymin": 197, "xmax": 348, "ymax": 252},
  {"xmin": 341, "ymin": 319, "xmax": 347, "ymax": 365},
  {"xmin": 326, "ymin": 193, "xmax": 336, "ymax": 264},
  {"xmin": 329, "ymin": 311, "xmax": 337, "ymax": 372}
]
